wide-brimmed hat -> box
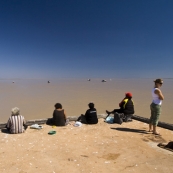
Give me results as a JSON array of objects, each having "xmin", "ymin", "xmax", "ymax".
[
  {"xmin": 154, "ymin": 78, "xmax": 163, "ymax": 84},
  {"xmin": 125, "ymin": 92, "xmax": 132, "ymax": 98}
]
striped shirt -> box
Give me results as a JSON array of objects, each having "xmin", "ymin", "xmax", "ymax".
[{"xmin": 7, "ymin": 115, "xmax": 26, "ymax": 134}]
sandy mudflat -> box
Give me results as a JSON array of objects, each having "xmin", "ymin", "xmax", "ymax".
[
  {"xmin": 0, "ymin": 119, "xmax": 173, "ymax": 173},
  {"xmin": 0, "ymin": 78, "xmax": 173, "ymax": 123}
]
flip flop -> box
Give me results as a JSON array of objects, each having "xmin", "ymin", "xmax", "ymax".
[{"xmin": 48, "ymin": 130, "xmax": 56, "ymax": 135}]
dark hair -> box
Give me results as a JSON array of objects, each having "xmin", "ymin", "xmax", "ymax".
[
  {"xmin": 54, "ymin": 103, "xmax": 62, "ymax": 109},
  {"xmin": 88, "ymin": 103, "xmax": 94, "ymax": 109}
]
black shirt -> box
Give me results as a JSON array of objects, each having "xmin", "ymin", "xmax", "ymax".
[
  {"xmin": 85, "ymin": 108, "xmax": 98, "ymax": 124},
  {"xmin": 120, "ymin": 99, "xmax": 134, "ymax": 115},
  {"xmin": 53, "ymin": 109, "xmax": 66, "ymax": 126}
]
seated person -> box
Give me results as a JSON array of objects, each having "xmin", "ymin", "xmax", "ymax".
[
  {"xmin": 106, "ymin": 92, "xmax": 134, "ymax": 119},
  {"xmin": 77, "ymin": 102, "xmax": 98, "ymax": 124},
  {"xmin": 6, "ymin": 107, "xmax": 26, "ymax": 134},
  {"xmin": 53, "ymin": 103, "xmax": 67, "ymax": 126}
]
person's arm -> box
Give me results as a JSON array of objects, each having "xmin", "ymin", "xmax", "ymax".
[
  {"xmin": 64, "ymin": 110, "xmax": 67, "ymax": 120},
  {"xmin": 6, "ymin": 118, "xmax": 11, "ymax": 131},
  {"xmin": 154, "ymin": 89, "xmax": 164, "ymax": 100},
  {"xmin": 23, "ymin": 117, "xmax": 28, "ymax": 130},
  {"xmin": 119, "ymin": 100, "xmax": 125, "ymax": 109},
  {"xmin": 53, "ymin": 110, "xmax": 56, "ymax": 119},
  {"xmin": 84, "ymin": 110, "xmax": 89, "ymax": 117},
  {"xmin": 23, "ymin": 117, "xmax": 26, "ymax": 125}
]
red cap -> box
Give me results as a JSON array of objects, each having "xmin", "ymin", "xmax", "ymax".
[{"xmin": 125, "ymin": 92, "xmax": 132, "ymax": 98}]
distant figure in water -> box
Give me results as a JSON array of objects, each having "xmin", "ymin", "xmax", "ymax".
[
  {"xmin": 6, "ymin": 107, "xmax": 27, "ymax": 134},
  {"xmin": 149, "ymin": 79, "xmax": 164, "ymax": 135},
  {"xmin": 48, "ymin": 80, "xmax": 50, "ymax": 83},
  {"xmin": 52, "ymin": 103, "xmax": 67, "ymax": 126},
  {"xmin": 77, "ymin": 103, "xmax": 98, "ymax": 124},
  {"xmin": 102, "ymin": 80, "xmax": 106, "ymax": 82},
  {"xmin": 12, "ymin": 81, "xmax": 15, "ymax": 83},
  {"xmin": 88, "ymin": 79, "xmax": 91, "ymax": 81}
]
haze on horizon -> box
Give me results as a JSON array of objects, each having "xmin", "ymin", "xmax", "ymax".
[{"xmin": 0, "ymin": 0, "xmax": 173, "ymax": 79}]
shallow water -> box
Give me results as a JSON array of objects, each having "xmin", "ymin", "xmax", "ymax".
[{"xmin": 0, "ymin": 78, "xmax": 172, "ymax": 124}]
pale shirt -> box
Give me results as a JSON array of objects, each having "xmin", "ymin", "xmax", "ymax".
[
  {"xmin": 7, "ymin": 115, "xmax": 26, "ymax": 134},
  {"xmin": 152, "ymin": 88, "xmax": 162, "ymax": 105}
]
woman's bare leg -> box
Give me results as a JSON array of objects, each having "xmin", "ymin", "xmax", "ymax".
[
  {"xmin": 153, "ymin": 126, "xmax": 160, "ymax": 135},
  {"xmin": 149, "ymin": 124, "xmax": 153, "ymax": 132}
]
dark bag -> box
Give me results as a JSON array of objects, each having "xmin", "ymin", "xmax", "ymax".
[
  {"xmin": 114, "ymin": 112, "xmax": 124, "ymax": 125},
  {"xmin": 123, "ymin": 114, "xmax": 133, "ymax": 122},
  {"xmin": 77, "ymin": 114, "xmax": 87, "ymax": 124},
  {"xmin": 46, "ymin": 118, "xmax": 53, "ymax": 125}
]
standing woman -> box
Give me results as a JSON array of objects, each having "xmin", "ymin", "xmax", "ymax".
[
  {"xmin": 53, "ymin": 103, "xmax": 67, "ymax": 126},
  {"xmin": 149, "ymin": 79, "xmax": 164, "ymax": 135}
]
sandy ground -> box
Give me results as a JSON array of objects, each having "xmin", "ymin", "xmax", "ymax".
[{"xmin": 0, "ymin": 119, "xmax": 173, "ymax": 173}]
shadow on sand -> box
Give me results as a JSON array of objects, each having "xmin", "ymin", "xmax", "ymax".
[{"xmin": 111, "ymin": 127, "xmax": 148, "ymax": 134}]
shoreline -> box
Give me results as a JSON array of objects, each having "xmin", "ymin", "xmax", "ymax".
[{"xmin": 1, "ymin": 114, "xmax": 173, "ymax": 131}]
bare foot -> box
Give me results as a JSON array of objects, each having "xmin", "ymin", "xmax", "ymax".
[
  {"xmin": 148, "ymin": 130, "xmax": 153, "ymax": 132},
  {"xmin": 106, "ymin": 110, "xmax": 110, "ymax": 114}
]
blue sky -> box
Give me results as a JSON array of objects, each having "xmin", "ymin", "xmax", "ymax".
[{"xmin": 0, "ymin": 0, "xmax": 173, "ymax": 79}]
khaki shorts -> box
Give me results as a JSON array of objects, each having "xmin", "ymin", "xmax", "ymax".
[{"xmin": 149, "ymin": 103, "xmax": 161, "ymax": 126}]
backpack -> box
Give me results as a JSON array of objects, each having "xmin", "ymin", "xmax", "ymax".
[{"xmin": 114, "ymin": 112, "xmax": 124, "ymax": 125}]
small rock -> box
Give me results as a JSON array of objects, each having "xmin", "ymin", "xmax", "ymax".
[{"xmin": 105, "ymin": 161, "xmax": 110, "ymax": 163}]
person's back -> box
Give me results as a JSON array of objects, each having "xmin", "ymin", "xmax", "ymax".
[
  {"xmin": 85, "ymin": 103, "xmax": 98, "ymax": 124},
  {"xmin": 122, "ymin": 98, "xmax": 134, "ymax": 115},
  {"xmin": 53, "ymin": 109, "xmax": 66, "ymax": 126},
  {"xmin": 7, "ymin": 107, "xmax": 26, "ymax": 134},
  {"xmin": 52, "ymin": 103, "xmax": 66, "ymax": 126},
  {"xmin": 106, "ymin": 92, "xmax": 135, "ymax": 120}
]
